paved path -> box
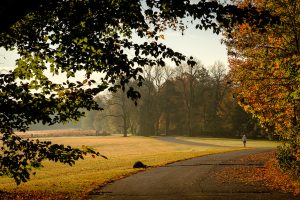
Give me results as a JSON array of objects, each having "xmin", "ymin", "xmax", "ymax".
[{"xmin": 89, "ymin": 148, "xmax": 297, "ymax": 200}]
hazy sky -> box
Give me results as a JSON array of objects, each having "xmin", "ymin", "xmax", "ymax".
[
  {"xmin": 0, "ymin": 27, "xmax": 228, "ymax": 78},
  {"xmin": 162, "ymin": 28, "xmax": 228, "ymax": 67}
]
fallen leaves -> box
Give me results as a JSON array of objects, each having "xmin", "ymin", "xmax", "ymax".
[
  {"xmin": 0, "ymin": 191, "xmax": 73, "ymax": 200},
  {"xmin": 257, "ymin": 157, "xmax": 300, "ymax": 196},
  {"xmin": 213, "ymin": 150, "xmax": 300, "ymax": 196}
]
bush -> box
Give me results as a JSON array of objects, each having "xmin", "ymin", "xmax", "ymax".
[{"xmin": 276, "ymin": 143, "xmax": 300, "ymax": 178}]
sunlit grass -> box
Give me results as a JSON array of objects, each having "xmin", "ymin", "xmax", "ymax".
[
  {"xmin": 0, "ymin": 135, "xmax": 273, "ymax": 199},
  {"xmin": 176, "ymin": 136, "xmax": 279, "ymax": 148}
]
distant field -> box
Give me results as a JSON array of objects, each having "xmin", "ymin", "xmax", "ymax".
[
  {"xmin": 16, "ymin": 129, "xmax": 98, "ymax": 138},
  {"xmin": 0, "ymin": 132, "xmax": 278, "ymax": 200}
]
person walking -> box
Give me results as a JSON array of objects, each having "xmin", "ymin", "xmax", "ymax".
[{"xmin": 242, "ymin": 134, "xmax": 247, "ymax": 147}]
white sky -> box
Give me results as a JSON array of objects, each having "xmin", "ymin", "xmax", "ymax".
[
  {"xmin": 162, "ymin": 28, "xmax": 228, "ymax": 67},
  {"xmin": 0, "ymin": 28, "xmax": 228, "ymax": 81}
]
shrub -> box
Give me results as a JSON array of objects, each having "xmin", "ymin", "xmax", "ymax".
[{"xmin": 276, "ymin": 143, "xmax": 300, "ymax": 178}]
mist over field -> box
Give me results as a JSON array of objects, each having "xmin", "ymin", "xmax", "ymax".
[{"xmin": 27, "ymin": 63, "xmax": 268, "ymax": 140}]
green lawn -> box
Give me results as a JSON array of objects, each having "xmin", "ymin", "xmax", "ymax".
[{"xmin": 0, "ymin": 135, "xmax": 278, "ymax": 199}]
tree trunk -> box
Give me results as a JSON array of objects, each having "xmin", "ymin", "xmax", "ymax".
[
  {"xmin": 123, "ymin": 117, "xmax": 128, "ymax": 137},
  {"xmin": 165, "ymin": 113, "xmax": 170, "ymax": 136}
]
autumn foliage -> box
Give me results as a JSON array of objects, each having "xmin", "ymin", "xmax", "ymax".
[{"xmin": 226, "ymin": 0, "xmax": 300, "ymax": 176}]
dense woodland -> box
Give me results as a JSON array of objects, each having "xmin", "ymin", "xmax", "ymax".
[
  {"xmin": 33, "ymin": 61, "xmax": 267, "ymax": 139},
  {"xmin": 92, "ymin": 62, "xmax": 265, "ymax": 138}
]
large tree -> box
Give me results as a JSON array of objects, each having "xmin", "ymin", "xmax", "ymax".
[
  {"xmin": 226, "ymin": 0, "xmax": 300, "ymax": 175},
  {"xmin": 0, "ymin": 0, "xmax": 277, "ymax": 184}
]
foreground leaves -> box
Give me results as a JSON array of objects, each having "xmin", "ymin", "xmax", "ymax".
[
  {"xmin": 0, "ymin": 132, "xmax": 104, "ymax": 185},
  {"xmin": 213, "ymin": 151, "xmax": 300, "ymax": 196}
]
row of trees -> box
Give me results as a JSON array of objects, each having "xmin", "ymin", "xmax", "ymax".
[{"xmin": 80, "ymin": 61, "xmax": 266, "ymax": 138}]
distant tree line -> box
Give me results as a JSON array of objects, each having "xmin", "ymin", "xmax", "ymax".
[{"xmin": 78, "ymin": 61, "xmax": 268, "ymax": 138}]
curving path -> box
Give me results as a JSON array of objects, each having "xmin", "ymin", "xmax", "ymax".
[
  {"xmin": 154, "ymin": 136, "xmax": 229, "ymax": 147},
  {"xmin": 89, "ymin": 148, "xmax": 298, "ymax": 200}
]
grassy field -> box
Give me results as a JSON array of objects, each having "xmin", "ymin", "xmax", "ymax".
[
  {"xmin": 0, "ymin": 133, "xmax": 278, "ymax": 199},
  {"xmin": 16, "ymin": 129, "xmax": 98, "ymax": 138},
  {"xmin": 177, "ymin": 136, "xmax": 279, "ymax": 148}
]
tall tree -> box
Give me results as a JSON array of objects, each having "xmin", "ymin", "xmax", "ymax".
[
  {"xmin": 226, "ymin": 0, "xmax": 300, "ymax": 139},
  {"xmin": 175, "ymin": 62, "xmax": 208, "ymax": 135},
  {"xmin": 207, "ymin": 61, "xmax": 229, "ymax": 133},
  {"xmin": 226, "ymin": 0, "xmax": 300, "ymax": 175},
  {"xmin": 138, "ymin": 65, "xmax": 167, "ymax": 136},
  {"xmin": 159, "ymin": 79, "xmax": 179, "ymax": 135},
  {"xmin": 105, "ymin": 87, "xmax": 138, "ymax": 137}
]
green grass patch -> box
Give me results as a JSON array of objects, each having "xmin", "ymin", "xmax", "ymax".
[
  {"xmin": 176, "ymin": 136, "xmax": 279, "ymax": 148},
  {"xmin": 0, "ymin": 135, "xmax": 271, "ymax": 199}
]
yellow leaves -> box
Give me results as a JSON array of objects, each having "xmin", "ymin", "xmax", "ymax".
[
  {"xmin": 264, "ymin": 159, "xmax": 300, "ymax": 196},
  {"xmin": 239, "ymin": 23, "xmax": 250, "ymax": 30},
  {"xmin": 267, "ymin": 35, "xmax": 283, "ymax": 48},
  {"xmin": 249, "ymin": 84, "xmax": 259, "ymax": 91},
  {"xmin": 57, "ymin": 90, "xmax": 65, "ymax": 97},
  {"xmin": 146, "ymin": 30, "xmax": 155, "ymax": 38},
  {"xmin": 294, "ymin": 150, "xmax": 300, "ymax": 160},
  {"xmin": 283, "ymin": 55, "xmax": 300, "ymax": 64},
  {"xmin": 273, "ymin": 62, "xmax": 279, "ymax": 69},
  {"xmin": 146, "ymin": 30, "xmax": 165, "ymax": 40},
  {"xmin": 229, "ymin": 51, "xmax": 295, "ymax": 134}
]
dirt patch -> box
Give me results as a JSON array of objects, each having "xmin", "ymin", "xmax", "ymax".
[{"xmin": 212, "ymin": 150, "xmax": 300, "ymax": 196}]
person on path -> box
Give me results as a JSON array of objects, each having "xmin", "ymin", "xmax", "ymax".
[{"xmin": 242, "ymin": 134, "xmax": 247, "ymax": 147}]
